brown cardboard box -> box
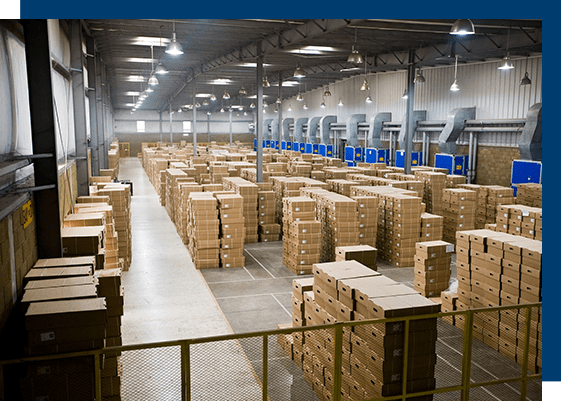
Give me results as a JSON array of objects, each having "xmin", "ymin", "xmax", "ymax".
[{"xmin": 25, "ymin": 298, "xmax": 107, "ymax": 331}]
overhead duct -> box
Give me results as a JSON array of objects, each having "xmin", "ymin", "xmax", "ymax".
[
  {"xmin": 282, "ymin": 118, "xmax": 294, "ymax": 142},
  {"xmin": 438, "ymin": 107, "xmax": 476, "ymax": 154},
  {"xmin": 346, "ymin": 114, "xmax": 366, "ymax": 147},
  {"xmin": 519, "ymin": 103, "xmax": 542, "ymax": 161},
  {"xmin": 294, "ymin": 118, "xmax": 308, "ymax": 143},
  {"xmin": 368, "ymin": 112, "xmax": 392, "ymax": 148},
  {"xmin": 398, "ymin": 110, "xmax": 426, "ymax": 150},
  {"xmin": 270, "ymin": 119, "xmax": 280, "ymax": 143},
  {"xmin": 263, "ymin": 118, "xmax": 273, "ymax": 141},
  {"xmin": 307, "ymin": 117, "xmax": 322, "ymax": 144},
  {"xmin": 320, "ymin": 115, "xmax": 337, "ymax": 145}
]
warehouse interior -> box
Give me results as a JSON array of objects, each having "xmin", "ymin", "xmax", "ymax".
[{"xmin": 0, "ymin": 19, "xmax": 542, "ymax": 401}]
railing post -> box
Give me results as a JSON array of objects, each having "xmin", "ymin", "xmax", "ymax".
[
  {"xmin": 182, "ymin": 341, "xmax": 191, "ymax": 401},
  {"xmin": 401, "ymin": 319, "xmax": 410, "ymax": 400},
  {"xmin": 519, "ymin": 306, "xmax": 533, "ymax": 400},
  {"xmin": 460, "ymin": 310, "xmax": 474, "ymax": 401},
  {"xmin": 332, "ymin": 323, "xmax": 343, "ymax": 401},
  {"xmin": 263, "ymin": 334, "xmax": 268, "ymax": 401},
  {"xmin": 94, "ymin": 353, "xmax": 102, "ymax": 401}
]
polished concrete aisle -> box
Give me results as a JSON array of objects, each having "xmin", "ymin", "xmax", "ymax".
[{"xmin": 118, "ymin": 158, "xmax": 232, "ymax": 344}]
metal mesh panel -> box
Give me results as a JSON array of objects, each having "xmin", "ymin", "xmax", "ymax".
[
  {"xmin": 434, "ymin": 317, "xmax": 463, "ymax": 389},
  {"xmin": 190, "ymin": 337, "xmax": 264, "ymax": 401},
  {"xmin": 120, "ymin": 346, "xmax": 181, "ymax": 400}
]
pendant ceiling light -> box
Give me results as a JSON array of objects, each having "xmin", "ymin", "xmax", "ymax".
[
  {"xmin": 195, "ymin": 102, "xmax": 201, "ymax": 108},
  {"xmin": 402, "ymin": 88, "xmax": 408, "ymax": 99},
  {"xmin": 276, "ymin": 97, "xmax": 282, "ymax": 104},
  {"xmin": 210, "ymin": 93, "xmax": 217, "ymax": 101},
  {"xmin": 239, "ymin": 86, "xmax": 247, "ymax": 95},
  {"xmin": 177, "ymin": 108, "xmax": 182, "ymax": 113},
  {"xmin": 520, "ymin": 57, "xmax": 532, "ymax": 85},
  {"xmin": 450, "ymin": 19, "xmax": 475, "ymax": 36},
  {"xmin": 203, "ymin": 100, "xmax": 209, "ymax": 106},
  {"xmin": 165, "ymin": 20, "xmax": 184, "ymax": 55},
  {"xmin": 263, "ymin": 101, "xmax": 268, "ymax": 108},
  {"xmin": 294, "ymin": 46, "xmax": 306, "ymax": 78},
  {"xmin": 155, "ymin": 26, "xmax": 169, "ymax": 74},
  {"xmin": 250, "ymin": 102, "xmax": 256, "ymax": 109},
  {"xmin": 498, "ymin": 29, "xmax": 514, "ymax": 70},
  {"xmin": 220, "ymin": 107, "xmax": 225, "ymax": 113},
  {"xmin": 450, "ymin": 55, "xmax": 460, "ymax": 91},
  {"xmin": 287, "ymin": 104, "xmax": 292, "ymax": 111},
  {"xmin": 338, "ymin": 98, "xmax": 344, "ymax": 107},
  {"xmin": 263, "ymin": 76, "xmax": 271, "ymax": 88},
  {"xmin": 360, "ymin": 55, "xmax": 369, "ymax": 91},
  {"xmin": 223, "ymin": 90, "xmax": 230, "ymax": 100},
  {"xmin": 347, "ymin": 25, "xmax": 363, "ymax": 64},
  {"xmin": 303, "ymin": 103, "xmax": 308, "ymax": 110},
  {"xmin": 323, "ymin": 86, "xmax": 331, "ymax": 97},
  {"xmin": 414, "ymin": 69, "xmax": 426, "ymax": 84},
  {"xmin": 146, "ymin": 87, "xmax": 153, "ymax": 93},
  {"xmin": 148, "ymin": 45, "xmax": 159, "ymax": 85},
  {"xmin": 320, "ymin": 100, "xmax": 326, "ymax": 108},
  {"xmin": 365, "ymin": 95, "xmax": 372, "ymax": 103},
  {"xmin": 297, "ymin": 93, "xmax": 303, "ymax": 101}
]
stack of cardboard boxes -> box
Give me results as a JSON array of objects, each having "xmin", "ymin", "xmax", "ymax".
[
  {"xmin": 257, "ymin": 190, "xmax": 281, "ymax": 242},
  {"xmin": 335, "ymin": 245, "xmax": 377, "ymax": 270},
  {"xmin": 187, "ymin": 193, "xmax": 221, "ymax": 269},
  {"xmin": 420, "ymin": 213, "xmax": 444, "ymax": 241},
  {"xmin": 223, "ymin": 177, "xmax": 259, "ymax": 243},
  {"xmin": 440, "ymin": 290, "xmax": 458, "ymax": 326},
  {"xmin": 285, "ymin": 260, "xmax": 439, "ymax": 401},
  {"xmin": 209, "ymin": 163, "xmax": 229, "ymax": 184},
  {"xmin": 386, "ymin": 194, "xmax": 422, "ymax": 268},
  {"xmin": 415, "ymin": 171, "xmax": 446, "ymax": 214},
  {"xmin": 515, "ymin": 183, "xmax": 542, "ymax": 208},
  {"xmin": 282, "ymin": 197, "xmax": 318, "ymax": 274},
  {"xmin": 442, "ymin": 188, "xmax": 476, "ymax": 244},
  {"xmin": 351, "ymin": 196, "xmax": 378, "ymax": 247},
  {"xmin": 495, "ymin": 205, "xmax": 542, "ymax": 240},
  {"xmin": 455, "ymin": 229, "xmax": 542, "ymax": 372},
  {"xmin": 176, "ymin": 183, "xmax": 203, "ymax": 243},
  {"xmin": 319, "ymin": 194, "xmax": 360, "ymax": 263},
  {"xmin": 413, "ymin": 241, "xmax": 454, "ymax": 297},
  {"xmin": 216, "ymin": 193, "xmax": 246, "ymax": 268}
]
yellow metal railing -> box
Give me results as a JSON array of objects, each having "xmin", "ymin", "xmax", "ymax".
[{"xmin": 0, "ymin": 303, "xmax": 541, "ymax": 401}]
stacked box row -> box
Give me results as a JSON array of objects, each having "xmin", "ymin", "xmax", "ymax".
[
  {"xmin": 413, "ymin": 241, "xmax": 453, "ymax": 297},
  {"xmin": 441, "ymin": 188, "xmax": 476, "ymax": 244}
]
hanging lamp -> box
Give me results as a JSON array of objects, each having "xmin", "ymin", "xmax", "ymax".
[
  {"xmin": 520, "ymin": 57, "xmax": 532, "ymax": 85},
  {"xmin": 498, "ymin": 29, "xmax": 514, "ymax": 70},
  {"xmin": 155, "ymin": 26, "xmax": 169, "ymax": 74},
  {"xmin": 347, "ymin": 25, "xmax": 363, "ymax": 64},
  {"xmin": 450, "ymin": 19, "xmax": 475, "ymax": 36},
  {"xmin": 148, "ymin": 45, "xmax": 159, "ymax": 85},
  {"xmin": 450, "ymin": 55, "xmax": 460, "ymax": 91},
  {"xmin": 165, "ymin": 20, "xmax": 184, "ymax": 55}
]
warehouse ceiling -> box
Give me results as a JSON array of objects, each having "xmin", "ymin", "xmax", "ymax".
[{"xmin": 81, "ymin": 19, "xmax": 542, "ymax": 113}]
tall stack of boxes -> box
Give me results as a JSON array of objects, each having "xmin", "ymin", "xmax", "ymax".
[
  {"xmin": 420, "ymin": 213, "xmax": 444, "ymax": 241},
  {"xmin": 413, "ymin": 241, "xmax": 454, "ymax": 297},
  {"xmin": 285, "ymin": 260, "xmax": 439, "ymax": 401},
  {"xmin": 223, "ymin": 177, "xmax": 259, "ymax": 244},
  {"xmin": 483, "ymin": 186, "xmax": 515, "ymax": 226},
  {"xmin": 282, "ymin": 197, "xmax": 318, "ymax": 274},
  {"xmin": 386, "ymin": 194, "xmax": 422, "ymax": 268},
  {"xmin": 187, "ymin": 193, "xmax": 221, "ymax": 269},
  {"xmin": 351, "ymin": 196, "xmax": 378, "ymax": 247},
  {"xmin": 515, "ymin": 183, "xmax": 542, "ymax": 207},
  {"xmin": 495, "ymin": 205, "xmax": 542, "ymax": 240},
  {"xmin": 455, "ymin": 229, "xmax": 542, "ymax": 372},
  {"xmin": 415, "ymin": 171, "xmax": 446, "ymax": 214},
  {"xmin": 176, "ymin": 183, "xmax": 203, "ymax": 243},
  {"xmin": 441, "ymin": 188, "xmax": 476, "ymax": 244},
  {"xmin": 216, "ymin": 193, "xmax": 246, "ymax": 268},
  {"xmin": 258, "ymin": 190, "xmax": 281, "ymax": 242},
  {"xmin": 319, "ymin": 194, "xmax": 359, "ymax": 263},
  {"xmin": 457, "ymin": 184, "xmax": 487, "ymax": 228}
]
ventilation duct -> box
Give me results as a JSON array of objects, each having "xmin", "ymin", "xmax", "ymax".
[
  {"xmin": 307, "ymin": 117, "xmax": 322, "ymax": 144},
  {"xmin": 398, "ymin": 110, "xmax": 426, "ymax": 150},
  {"xmin": 346, "ymin": 114, "xmax": 366, "ymax": 147},
  {"xmin": 320, "ymin": 115, "xmax": 337, "ymax": 145},
  {"xmin": 294, "ymin": 118, "xmax": 308, "ymax": 143},
  {"xmin": 263, "ymin": 119, "xmax": 273, "ymax": 141},
  {"xmin": 438, "ymin": 107, "xmax": 476, "ymax": 154},
  {"xmin": 282, "ymin": 118, "xmax": 294, "ymax": 142},
  {"xmin": 368, "ymin": 112, "xmax": 392, "ymax": 148},
  {"xmin": 519, "ymin": 103, "xmax": 542, "ymax": 161},
  {"xmin": 270, "ymin": 119, "xmax": 280, "ymax": 143}
]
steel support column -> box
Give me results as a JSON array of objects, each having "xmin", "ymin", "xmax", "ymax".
[
  {"xmin": 404, "ymin": 50, "xmax": 416, "ymax": 175},
  {"xmin": 193, "ymin": 96, "xmax": 197, "ymax": 156},
  {"xmin": 70, "ymin": 20, "xmax": 89, "ymax": 196},
  {"xmin": 169, "ymin": 103, "xmax": 173, "ymax": 146},
  {"xmin": 95, "ymin": 53, "xmax": 106, "ymax": 169},
  {"xmin": 159, "ymin": 111, "xmax": 163, "ymax": 143},
  {"xmin": 229, "ymin": 109, "xmax": 233, "ymax": 147},
  {"xmin": 256, "ymin": 43, "xmax": 264, "ymax": 183},
  {"xmin": 22, "ymin": 20, "xmax": 62, "ymax": 258},
  {"xmin": 277, "ymin": 71, "xmax": 283, "ymax": 153},
  {"xmin": 85, "ymin": 34, "xmax": 99, "ymax": 176}
]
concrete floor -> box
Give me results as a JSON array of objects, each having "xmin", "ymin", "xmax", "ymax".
[{"xmin": 117, "ymin": 157, "xmax": 541, "ymax": 401}]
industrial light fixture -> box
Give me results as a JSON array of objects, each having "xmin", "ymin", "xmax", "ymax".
[
  {"xmin": 263, "ymin": 101, "xmax": 269, "ymax": 108},
  {"xmin": 303, "ymin": 103, "xmax": 308, "ymax": 110},
  {"xmin": 148, "ymin": 46, "xmax": 159, "ymax": 85},
  {"xmin": 220, "ymin": 107, "xmax": 225, "ymax": 113},
  {"xmin": 210, "ymin": 93, "xmax": 217, "ymax": 101},
  {"xmin": 402, "ymin": 88, "xmax": 408, "ymax": 99},
  {"xmin": 498, "ymin": 29, "xmax": 514, "ymax": 70},
  {"xmin": 293, "ymin": 65, "xmax": 306, "ymax": 78},
  {"xmin": 414, "ymin": 69, "xmax": 426, "ymax": 84},
  {"xmin": 338, "ymin": 98, "xmax": 344, "ymax": 107},
  {"xmin": 195, "ymin": 102, "xmax": 201, "ymax": 108},
  {"xmin": 263, "ymin": 76, "xmax": 271, "ymax": 87},
  {"xmin": 365, "ymin": 95, "xmax": 372, "ymax": 103},
  {"xmin": 520, "ymin": 57, "xmax": 532, "ymax": 85},
  {"xmin": 250, "ymin": 102, "xmax": 256, "ymax": 109},
  {"xmin": 360, "ymin": 56, "xmax": 369, "ymax": 91},
  {"xmin": 287, "ymin": 104, "xmax": 292, "ymax": 111},
  {"xmin": 244, "ymin": 111, "xmax": 248, "ymax": 116},
  {"xmin": 347, "ymin": 25, "xmax": 363, "ymax": 64},
  {"xmin": 450, "ymin": 55, "xmax": 460, "ymax": 91},
  {"xmin": 450, "ymin": 19, "xmax": 475, "ymax": 36},
  {"xmin": 239, "ymin": 86, "xmax": 247, "ymax": 95},
  {"xmin": 320, "ymin": 100, "xmax": 326, "ymax": 108},
  {"xmin": 207, "ymin": 111, "xmax": 211, "ymax": 115},
  {"xmin": 296, "ymin": 93, "xmax": 303, "ymax": 101},
  {"xmin": 323, "ymin": 86, "xmax": 331, "ymax": 97},
  {"xmin": 155, "ymin": 27, "xmax": 169, "ymax": 74},
  {"xmin": 177, "ymin": 108, "xmax": 182, "ymax": 113},
  {"xmin": 146, "ymin": 86, "xmax": 154, "ymax": 93},
  {"xmin": 203, "ymin": 99, "xmax": 209, "ymax": 106},
  {"xmin": 276, "ymin": 97, "xmax": 282, "ymax": 104},
  {"xmin": 223, "ymin": 90, "xmax": 230, "ymax": 100},
  {"xmin": 165, "ymin": 20, "xmax": 184, "ymax": 55}
]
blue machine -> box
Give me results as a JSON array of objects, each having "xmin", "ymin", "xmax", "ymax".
[
  {"xmin": 305, "ymin": 143, "xmax": 313, "ymax": 154},
  {"xmin": 272, "ymin": 140, "xmax": 279, "ymax": 150},
  {"xmin": 511, "ymin": 160, "xmax": 542, "ymax": 196},
  {"xmin": 292, "ymin": 142, "xmax": 299, "ymax": 152},
  {"xmin": 265, "ymin": 140, "xmax": 271, "ymax": 148},
  {"xmin": 318, "ymin": 144, "xmax": 333, "ymax": 157},
  {"xmin": 365, "ymin": 148, "xmax": 389, "ymax": 164},
  {"xmin": 281, "ymin": 141, "xmax": 288, "ymax": 150},
  {"xmin": 326, "ymin": 145, "xmax": 333, "ymax": 157},
  {"xmin": 434, "ymin": 153, "xmax": 469, "ymax": 175},
  {"xmin": 313, "ymin": 144, "xmax": 319, "ymax": 154},
  {"xmin": 395, "ymin": 150, "xmax": 423, "ymax": 168},
  {"xmin": 344, "ymin": 146, "xmax": 364, "ymax": 165},
  {"xmin": 299, "ymin": 143, "xmax": 306, "ymax": 153}
]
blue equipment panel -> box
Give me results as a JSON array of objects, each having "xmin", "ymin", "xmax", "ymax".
[
  {"xmin": 265, "ymin": 140, "xmax": 271, "ymax": 148},
  {"xmin": 395, "ymin": 151, "xmax": 423, "ymax": 168},
  {"xmin": 305, "ymin": 143, "xmax": 313, "ymax": 154},
  {"xmin": 354, "ymin": 147, "xmax": 364, "ymax": 162},
  {"xmin": 511, "ymin": 160, "xmax": 542, "ymax": 185},
  {"xmin": 326, "ymin": 145, "xmax": 333, "ymax": 157},
  {"xmin": 253, "ymin": 138, "xmax": 256, "ymax": 151},
  {"xmin": 344, "ymin": 146, "xmax": 355, "ymax": 163},
  {"xmin": 366, "ymin": 148, "xmax": 389, "ymax": 164},
  {"xmin": 281, "ymin": 141, "xmax": 288, "ymax": 150},
  {"xmin": 299, "ymin": 143, "xmax": 306, "ymax": 153},
  {"xmin": 313, "ymin": 144, "xmax": 319, "ymax": 154},
  {"xmin": 435, "ymin": 153, "xmax": 469, "ymax": 175},
  {"xmin": 292, "ymin": 142, "xmax": 298, "ymax": 152},
  {"xmin": 318, "ymin": 144, "xmax": 326, "ymax": 156}
]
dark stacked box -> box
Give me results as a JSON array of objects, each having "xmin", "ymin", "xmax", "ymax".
[
  {"xmin": 442, "ymin": 188, "xmax": 476, "ymax": 244},
  {"xmin": 282, "ymin": 197, "xmax": 318, "ymax": 274},
  {"xmin": 216, "ymin": 193, "xmax": 246, "ymax": 268},
  {"xmin": 335, "ymin": 245, "xmax": 377, "ymax": 271},
  {"xmin": 413, "ymin": 241, "xmax": 454, "ymax": 297},
  {"xmin": 258, "ymin": 190, "xmax": 280, "ymax": 242},
  {"xmin": 187, "ymin": 193, "xmax": 221, "ymax": 269},
  {"xmin": 420, "ymin": 213, "xmax": 444, "ymax": 241},
  {"xmin": 351, "ymin": 196, "xmax": 378, "ymax": 247},
  {"xmin": 386, "ymin": 195, "xmax": 422, "ymax": 268}
]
